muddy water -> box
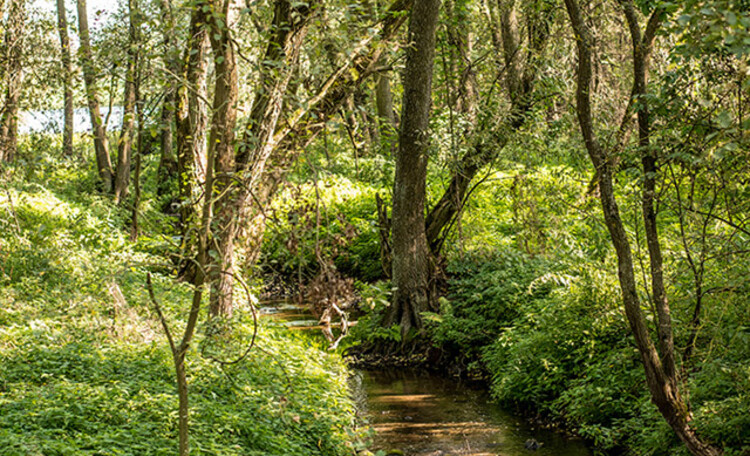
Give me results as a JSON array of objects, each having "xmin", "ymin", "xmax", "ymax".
[{"xmin": 261, "ymin": 301, "xmax": 591, "ymax": 456}]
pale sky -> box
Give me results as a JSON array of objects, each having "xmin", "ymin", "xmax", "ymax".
[{"xmin": 33, "ymin": 0, "xmax": 118, "ymax": 28}]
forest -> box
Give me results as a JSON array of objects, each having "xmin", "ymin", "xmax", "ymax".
[{"xmin": 0, "ymin": 0, "xmax": 749, "ymax": 455}]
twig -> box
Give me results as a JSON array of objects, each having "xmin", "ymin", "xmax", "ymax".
[
  {"xmin": 147, "ymin": 273, "xmax": 178, "ymax": 357},
  {"xmin": 3, "ymin": 188, "xmax": 21, "ymax": 234}
]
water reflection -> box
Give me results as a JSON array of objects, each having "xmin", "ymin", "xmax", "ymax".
[{"xmin": 353, "ymin": 369, "xmax": 591, "ymax": 456}]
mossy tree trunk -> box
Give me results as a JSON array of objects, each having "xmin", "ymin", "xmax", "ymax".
[{"xmin": 386, "ymin": 0, "xmax": 441, "ymax": 337}]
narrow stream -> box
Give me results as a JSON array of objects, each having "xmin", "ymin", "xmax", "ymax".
[{"xmin": 261, "ymin": 300, "xmax": 591, "ymax": 456}]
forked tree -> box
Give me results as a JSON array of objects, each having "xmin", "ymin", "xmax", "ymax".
[{"xmin": 563, "ymin": 0, "xmax": 722, "ymax": 453}]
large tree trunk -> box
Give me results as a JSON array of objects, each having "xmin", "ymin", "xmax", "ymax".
[
  {"xmin": 77, "ymin": 0, "xmax": 114, "ymax": 191},
  {"xmin": 204, "ymin": 0, "xmax": 240, "ymax": 318},
  {"xmin": 207, "ymin": 0, "xmax": 317, "ymax": 318},
  {"xmin": 0, "ymin": 0, "xmax": 25, "ymax": 163},
  {"xmin": 156, "ymin": 0, "xmax": 179, "ymax": 189},
  {"xmin": 385, "ymin": 0, "xmax": 441, "ymax": 337},
  {"xmin": 563, "ymin": 0, "xmax": 722, "ymax": 454},
  {"xmin": 56, "ymin": 0, "xmax": 74, "ymax": 157},
  {"xmin": 114, "ymin": 0, "xmax": 138, "ymax": 205},
  {"xmin": 175, "ymin": 7, "xmax": 208, "ymax": 277}
]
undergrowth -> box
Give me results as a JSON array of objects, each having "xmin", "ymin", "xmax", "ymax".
[{"xmin": 0, "ymin": 147, "xmax": 361, "ymax": 456}]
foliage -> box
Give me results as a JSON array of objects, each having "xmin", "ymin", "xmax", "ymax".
[
  {"xmin": 0, "ymin": 150, "xmax": 360, "ymax": 456},
  {"xmin": 345, "ymin": 281, "xmax": 402, "ymax": 347},
  {"xmin": 261, "ymin": 174, "xmax": 386, "ymax": 284},
  {"xmin": 424, "ymin": 249, "xmax": 555, "ymax": 375},
  {"xmin": 430, "ymin": 244, "xmax": 749, "ymax": 454}
]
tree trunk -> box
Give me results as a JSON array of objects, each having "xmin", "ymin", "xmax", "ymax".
[
  {"xmin": 129, "ymin": 0, "xmax": 142, "ymax": 241},
  {"xmin": 386, "ymin": 0, "xmax": 441, "ymax": 337},
  {"xmin": 156, "ymin": 0, "xmax": 179, "ymax": 189},
  {"xmin": 130, "ymin": 71, "xmax": 143, "ymax": 242},
  {"xmin": 208, "ymin": 0, "xmax": 317, "ymax": 317},
  {"xmin": 563, "ymin": 0, "xmax": 722, "ymax": 454},
  {"xmin": 376, "ymin": 193, "xmax": 392, "ymax": 278},
  {"xmin": 0, "ymin": 0, "xmax": 25, "ymax": 163},
  {"xmin": 375, "ymin": 71, "xmax": 398, "ymax": 153},
  {"xmin": 77, "ymin": 0, "xmax": 114, "ymax": 191},
  {"xmin": 56, "ymin": 0, "xmax": 74, "ymax": 157},
  {"xmin": 175, "ymin": 6, "xmax": 208, "ymax": 278},
  {"xmin": 204, "ymin": 0, "xmax": 240, "ymax": 318},
  {"xmin": 114, "ymin": 0, "xmax": 138, "ymax": 205}
]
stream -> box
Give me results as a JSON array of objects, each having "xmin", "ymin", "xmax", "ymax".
[{"xmin": 261, "ymin": 300, "xmax": 591, "ymax": 456}]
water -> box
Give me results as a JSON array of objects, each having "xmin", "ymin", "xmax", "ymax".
[
  {"xmin": 352, "ymin": 369, "xmax": 590, "ymax": 456},
  {"xmin": 261, "ymin": 300, "xmax": 591, "ymax": 456},
  {"xmin": 20, "ymin": 107, "xmax": 124, "ymax": 134}
]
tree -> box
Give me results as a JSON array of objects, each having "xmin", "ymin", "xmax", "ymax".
[
  {"xmin": 155, "ymin": 0, "xmax": 179, "ymax": 188},
  {"xmin": 114, "ymin": 0, "xmax": 139, "ymax": 204},
  {"xmin": 174, "ymin": 0, "xmax": 209, "ymax": 273},
  {"xmin": 235, "ymin": 0, "xmax": 413, "ymax": 270},
  {"xmin": 56, "ymin": 0, "xmax": 74, "ymax": 157},
  {"xmin": 385, "ymin": 0, "xmax": 441, "ymax": 336},
  {"xmin": 0, "ymin": 0, "xmax": 25, "ymax": 162},
  {"xmin": 563, "ymin": 0, "xmax": 722, "ymax": 453},
  {"xmin": 77, "ymin": 0, "xmax": 114, "ymax": 191},
  {"xmin": 375, "ymin": 70, "xmax": 398, "ymax": 151},
  {"xmin": 203, "ymin": 0, "xmax": 240, "ymax": 318},
  {"xmin": 424, "ymin": 0, "xmax": 551, "ymax": 254},
  {"xmin": 206, "ymin": 0, "xmax": 319, "ymax": 317}
]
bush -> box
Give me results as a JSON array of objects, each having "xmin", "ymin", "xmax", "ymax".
[
  {"xmin": 261, "ymin": 176, "xmax": 386, "ymax": 284},
  {"xmin": 425, "ymin": 249, "xmax": 554, "ymax": 375}
]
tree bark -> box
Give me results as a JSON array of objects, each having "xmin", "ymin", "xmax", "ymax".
[
  {"xmin": 207, "ymin": 0, "xmax": 317, "ymax": 318},
  {"xmin": 56, "ymin": 0, "xmax": 74, "ymax": 157},
  {"xmin": 204, "ymin": 0, "xmax": 240, "ymax": 318},
  {"xmin": 77, "ymin": 0, "xmax": 114, "ymax": 191},
  {"xmin": 0, "ymin": 0, "xmax": 25, "ymax": 162},
  {"xmin": 385, "ymin": 0, "xmax": 441, "ymax": 337},
  {"xmin": 156, "ymin": 0, "xmax": 179, "ymax": 188},
  {"xmin": 129, "ymin": 0, "xmax": 142, "ymax": 240},
  {"xmin": 375, "ymin": 71, "xmax": 398, "ymax": 151},
  {"xmin": 114, "ymin": 0, "xmax": 138, "ymax": 205},
  {"xmin": 175, "ymin": 5, "xmax": 209, "ymax": 276},
  {"xmin": 563, "ymin": 0, "xmax": 722, "ymax": 454}
]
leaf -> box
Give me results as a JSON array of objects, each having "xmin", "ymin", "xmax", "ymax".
[{"xmin": 725, "ymin": 11, "xmax": 737, "ymax": 26}]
